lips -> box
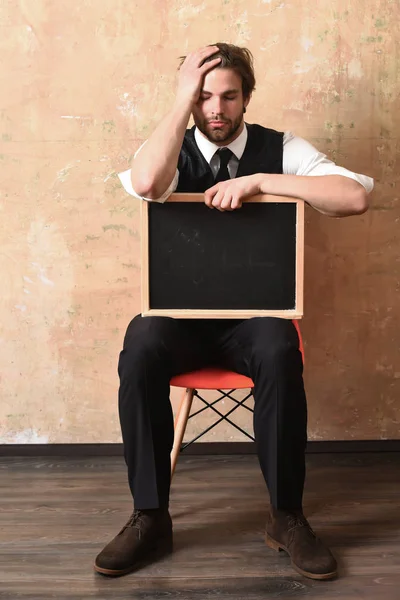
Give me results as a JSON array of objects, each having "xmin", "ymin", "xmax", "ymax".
[{"xmin": 208, "ymin": 121, "xmax": 227, "ymax": 127}]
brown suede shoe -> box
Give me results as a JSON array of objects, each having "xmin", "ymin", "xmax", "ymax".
[
  {"xmin": 94, "ymin": 508, "xmax": 173, "ymax": 576},
  {"xmin": 265, "ymin": 506, "xmax": 337, "ymax": 580}
]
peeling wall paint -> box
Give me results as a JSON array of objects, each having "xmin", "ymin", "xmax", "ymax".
[{"xmin": 0, "ymin": 0, "xmax": 399, "ymax": 443}]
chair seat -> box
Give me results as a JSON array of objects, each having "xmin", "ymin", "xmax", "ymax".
[{"xmin": 170, "ymin": 367, "xmax": 254, "ymax": 390}]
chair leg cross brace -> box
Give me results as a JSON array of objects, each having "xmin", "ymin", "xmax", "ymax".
[
  {"xmin": 171, "ymin": 385, "xmax": 256, "ymax": 476},
  {"xmin": 182, "ymin": 388, "xmax": 255, "ymax": 448},
  {"xmin": 189, "ymin": 388, "xmax": 254, "ymax": 418}
]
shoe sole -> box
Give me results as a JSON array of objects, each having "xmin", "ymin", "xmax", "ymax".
[
  {"xmin": 94, "ymin": 538, "xmax": 173, "ymax": 577},
  {"xmin": 265, "ymin": 533, "xmax": 337, "ymax": 581}
]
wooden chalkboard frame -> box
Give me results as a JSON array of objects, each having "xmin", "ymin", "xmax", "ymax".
[{"xmin": 141, "ymin": 194, "xmax": 304, "ymax": 319}]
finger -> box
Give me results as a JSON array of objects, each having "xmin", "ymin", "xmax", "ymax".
[
  {"xmin": 211, "ymin": 189, "xmax": 223, "ymax": 206},
  {"xmin": 206, "ymin": 183, "xmax": 218, "ymax": 196},
  {"xmin": 204, "ymin": 184, "xmax": 220, "ymax": 207},
  {"xmin": 198, "ymin": 45, "xmax": 219, "ymax": 56},
  {"xmin": 204, "ymin": 191, "xmax": 214, "ymax": 208},
  {"xmin": 230, "ymin": 196, "xmax": 242, "ymax": 210},
  {"xmin": 189, "ymin": 46, "xmax": 219, "ymax": 66},
  {"xmin": 212, "ymin": 190, "xmax": 225, "ymax": 211},
  {"xmin": 200, "ymin": 57, "xmax": 221, "ymax": 73},
  {"xmin": 220, "ymin": 193, "xmax": 234, "ymax": 211}
]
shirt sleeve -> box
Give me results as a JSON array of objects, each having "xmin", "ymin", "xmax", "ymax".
[
  {"xmin": 283, "ymin": 132, "xmax": 374, "ymax": 193},
  {"xmin": 117, "ymin": 141, "xmax": 179, "ymax": 203}
]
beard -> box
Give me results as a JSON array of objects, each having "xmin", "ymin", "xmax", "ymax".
[{"xmin": 195, "ymin": 112, "xmax": 244, "ymax": 144}]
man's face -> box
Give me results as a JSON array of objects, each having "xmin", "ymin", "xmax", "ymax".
[{"xmin": 192, "ymin": 68, "xmax": 250, "ymax": 145}]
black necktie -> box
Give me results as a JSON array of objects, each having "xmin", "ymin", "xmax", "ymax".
[{"xmin": 214, "ymin": 148, "xmax": 233, "ymax": 183}]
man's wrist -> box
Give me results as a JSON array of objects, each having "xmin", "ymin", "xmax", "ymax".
[
  {"xmin": 172, "ymin": 95, "xmax": 194, "ymax": 116},
  {"xmin": 254, "ymin": 173, "xmax": 268, "ymax": 195}
]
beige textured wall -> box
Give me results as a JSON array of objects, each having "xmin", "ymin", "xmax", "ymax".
[{"xmin": 1, "ymin": 0, "xmax": 399, "ymax": 444}]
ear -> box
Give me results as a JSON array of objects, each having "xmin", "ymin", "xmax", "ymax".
[{"xmin": 244, "ymin": 94, "xmax": 251, "ymax": 109}]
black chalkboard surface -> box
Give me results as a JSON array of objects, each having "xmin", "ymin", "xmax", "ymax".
[{"xmin": 141, "ymin": 194, "xmax": 304, "ymax": 319}]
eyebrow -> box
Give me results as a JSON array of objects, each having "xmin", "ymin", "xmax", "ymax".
[{"xmin": 201, "ymin": 88, "xmax": 240, "ymax": 96}]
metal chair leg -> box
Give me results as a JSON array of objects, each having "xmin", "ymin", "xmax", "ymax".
[{"xmin": 171, "ymin": 387, "xmax": 195, "ymax": 477}]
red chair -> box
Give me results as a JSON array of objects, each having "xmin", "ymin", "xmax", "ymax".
[{"xmin": 170, "ymin": 321, "xmax": 305, "ymax": 476}]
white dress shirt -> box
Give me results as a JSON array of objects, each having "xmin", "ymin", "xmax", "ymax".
[{"xmin": 118, "ymin": 124, "xmax": 374, "ymax": 201}]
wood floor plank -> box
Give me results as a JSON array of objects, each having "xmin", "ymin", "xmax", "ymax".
[{"xmin": 0, "ymin": 453, "xmax": 399, "ymax": 599}]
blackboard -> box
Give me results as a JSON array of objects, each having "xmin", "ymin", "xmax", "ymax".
[{"xmin": 141, "ymin": 194, "xmax": 304, "ymax": 319}]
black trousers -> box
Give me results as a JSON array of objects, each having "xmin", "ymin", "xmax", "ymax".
[{"xmin": 118, "ymin": 315, "xmax": 307, "ymax": 511}]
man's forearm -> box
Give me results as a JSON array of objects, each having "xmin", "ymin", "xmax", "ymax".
[
  {"xmin": 130, "ymin": 100, "xmax": 192, "ymax": 199},
  {"xmin": 256, "ymin": 174, "xmax": 369, "ymax": 217},
  {"xmin": 130, "ymin": 46, "xmax": 223, "ymax": 200}
]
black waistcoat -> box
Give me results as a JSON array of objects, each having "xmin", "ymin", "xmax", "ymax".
[{"xmin": 176, "ymin": 124, "xmax": 284, "ymax": 193}]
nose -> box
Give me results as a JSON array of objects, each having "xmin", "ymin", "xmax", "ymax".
[{"xmin": 210, "ymin": 96, "xmax": 223, "ymax": 116}]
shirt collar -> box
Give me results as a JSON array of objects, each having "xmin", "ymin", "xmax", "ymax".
[{"xmin": 194, "ymin": 123, "xmax": 248, "ymax": 164}]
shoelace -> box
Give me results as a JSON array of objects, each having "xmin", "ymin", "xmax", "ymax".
[
  {"xmin": 122, "ymin": 511, "xmax": 145, "ymax": 539},
  {"xmin": 287, "ymin": 513, "xmax": 316, "ymax": 537}
]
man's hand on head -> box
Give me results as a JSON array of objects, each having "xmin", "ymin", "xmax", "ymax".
[
  {"xmin": 176, "ymin": 46, "xmax": 221, "ymax": 107},
  {"xmin": 204, "ymin": 174, "xmax": 262, "ymax": 211}
]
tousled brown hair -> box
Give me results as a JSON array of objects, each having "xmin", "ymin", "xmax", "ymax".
[{"xmin": 179, "ymin": 43, "xmax": 256, "ymax": 99}]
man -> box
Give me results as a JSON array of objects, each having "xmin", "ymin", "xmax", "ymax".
[{"xmin": 95, "ymin": 43, "xmax": 373, "ymax": 580}]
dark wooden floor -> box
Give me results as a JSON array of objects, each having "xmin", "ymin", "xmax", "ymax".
[{"xmin": 1, "ymin": 453, "xmax": 400, "ymax": 600}]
